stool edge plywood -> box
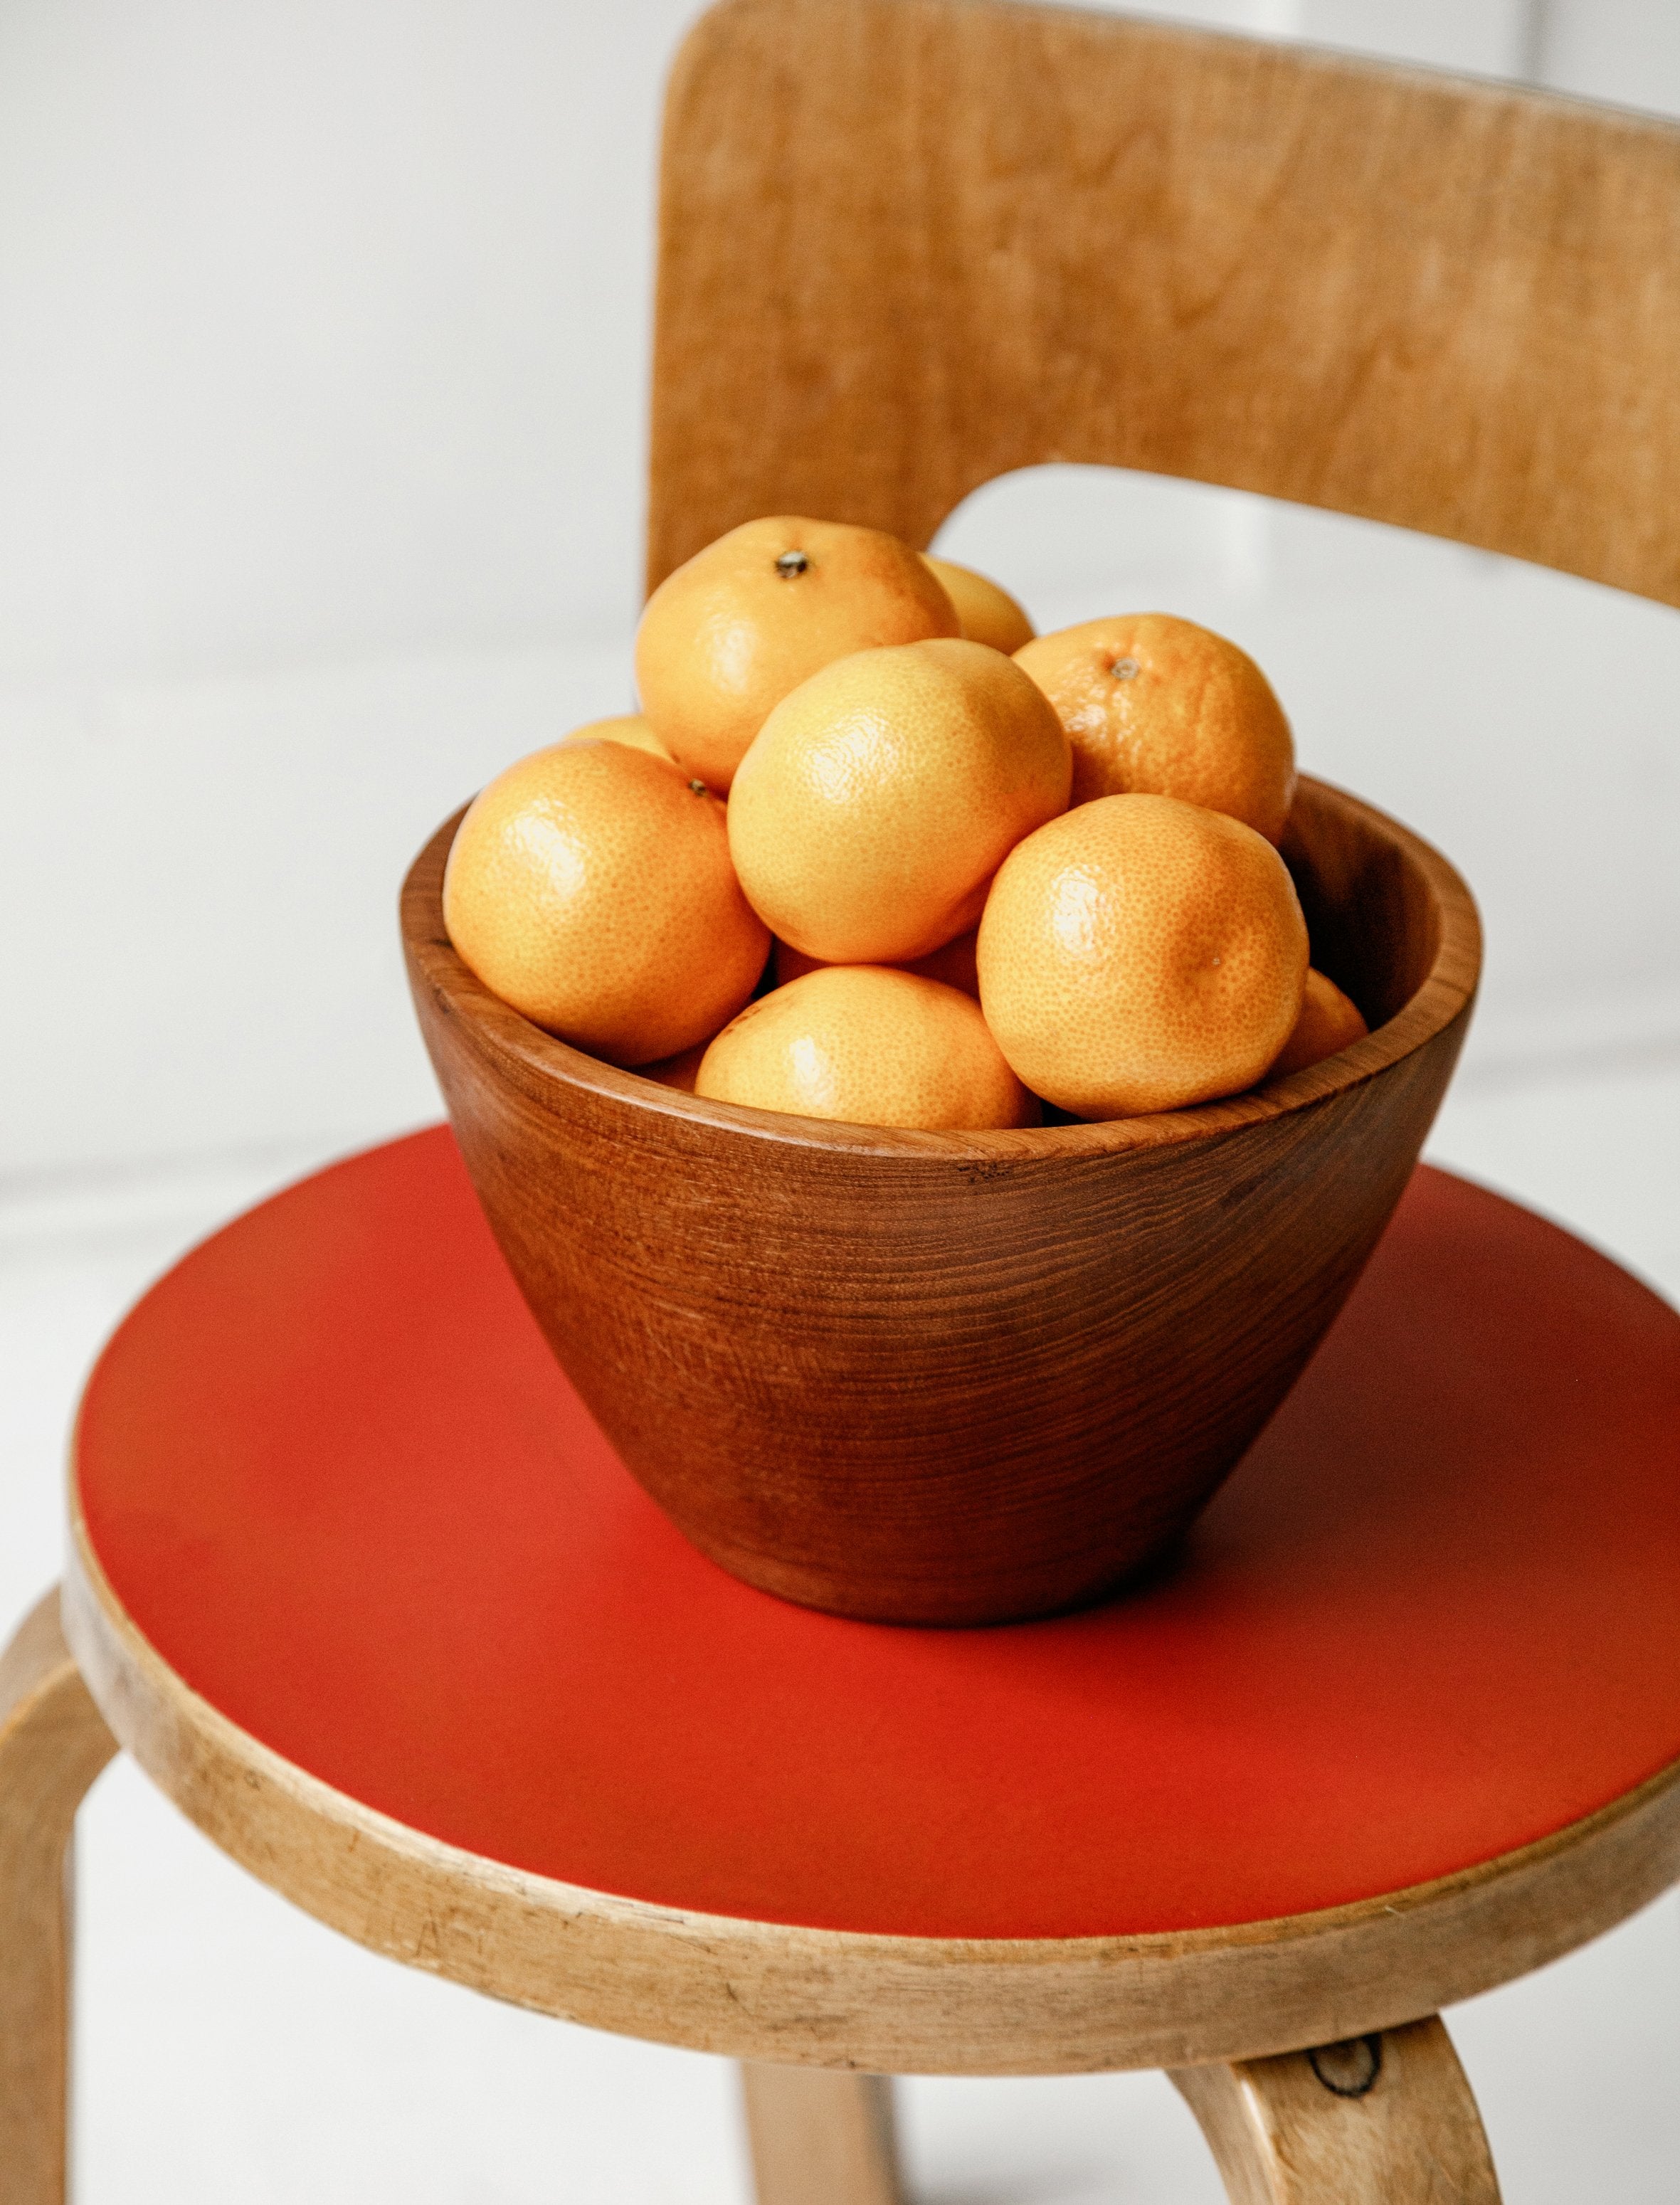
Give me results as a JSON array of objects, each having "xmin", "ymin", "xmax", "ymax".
[
  {"xmin": 39, "ymin": 1522, "xmax": 1680, "ymax": 2075},
  {"xmin": 9, "ymin": 1557, "xmax": 1680, "ymax": 2199}
]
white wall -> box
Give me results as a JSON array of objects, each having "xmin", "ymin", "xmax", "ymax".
[
  {"xmin": 0, "ymin": 0, "xmax": 689, "ymax": 679},
  {"xmin": 4, "ymin": 0, "xmax": 1679, "ymax": 1188}
]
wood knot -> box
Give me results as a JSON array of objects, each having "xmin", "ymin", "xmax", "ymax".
[{"xmin": 1308, "ymin": 2034, "xmax": 1383, "ymax": 2098}]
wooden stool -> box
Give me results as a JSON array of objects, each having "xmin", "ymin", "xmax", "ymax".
[
  {"xmin": 5, "ymin": 1128, "xmax": 1680, "ymax": 2201},
  {"xmin": 8, "ymin": 6, "xmax": 1680, "ymax": 2197}
]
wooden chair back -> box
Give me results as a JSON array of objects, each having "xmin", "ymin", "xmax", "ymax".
[{"xmin": 648, "ymin": 0, "xmax": 1680, "ymax": 606}]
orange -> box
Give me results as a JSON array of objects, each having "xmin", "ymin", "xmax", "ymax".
[
  {"xmin": 921, "ymin": 555, "xmax": 1035, "ymax": 654},
  {"xmin": 729, "ymin": 637, "xmax": 1071, "ymax": 964},
  {"xmin": 976, "ymin": 793, "xmax": 1308, "ymax": 1118},
  {"xmin": 442, "ymin": 740, "xmax": 768, "ymax": 1065},
  {"xmin": 560, "ymin": 713, "xmax": 673, "ymax": 762},
  {"xmin": 1269, "ymin": 968, "xmax": 1368, "ymax": 1079},
  {"xmin": 696, "ymin": 966, "xmax": 1035, "ymax": 1131},
  {"xmin": 1014, "ymin": 613, "xmax": 1296, "ymax": 842},
  {"xmin": 635, "ymin": 516, "xmax": 958, "ymax": 793},
  {"xmin": 773, "ymin": 926, "xmax": 980, "ymax": 999}
]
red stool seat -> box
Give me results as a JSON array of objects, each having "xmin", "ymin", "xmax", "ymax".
[{"xmin": 74, "ymin": 1128, "xmax": 1680, "ymax": 1943}]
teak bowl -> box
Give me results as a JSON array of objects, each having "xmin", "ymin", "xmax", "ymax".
[{"xmin": 403, "ymin": 776, "xmax": 1479, "ymax": 1626}]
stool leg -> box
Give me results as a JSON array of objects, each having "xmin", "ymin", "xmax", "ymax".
[
  {"xmin": 740, "ymin": 2064, "xmax": 904, "ymax": 2205},
  {"xmin": 1171, "ymin": 2014, "xmax": 1500, "ymax": 2203},
  {"xmin": 1, "ymin": 1588, "xmax": 120, "ymax": 2205}
]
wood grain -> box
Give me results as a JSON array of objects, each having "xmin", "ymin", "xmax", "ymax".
[
  {"xmin": 403, "ymin": 774, "xmax": 1478, "ymax": 1624},
  {"xmin": 650, "ymin": 0, "xmax": 1680, "ymax": 606},
  {"xmin": 0, "ymin": 1590, "xmax": 118, "ymax": 2205},
  {"xmin": 62, "ymin": 1528, "xmax": 1680, "ymax": 2074},
  {"xmin": 1173, "ymin": 2017, "xmax": 1501, "ymax": 2203},
  {"xmin": 741, "ymin": 2066, "xmax": 902, "ymax": 2205}
]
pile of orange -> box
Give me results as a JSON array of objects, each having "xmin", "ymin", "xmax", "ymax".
[{"xmin": 442, "ymin": 516, "xmax": 1369, "ymax": 1132}]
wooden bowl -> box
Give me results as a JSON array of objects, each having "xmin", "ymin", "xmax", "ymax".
[{"xmin": 402, "ymin": 776, "xmax": 1479, "ymax": 1626}]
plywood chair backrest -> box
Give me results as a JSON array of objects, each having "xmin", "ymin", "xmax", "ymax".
[{"xmin": 648, "ymin": 0, "xmax": 1680, "ymax": 606}]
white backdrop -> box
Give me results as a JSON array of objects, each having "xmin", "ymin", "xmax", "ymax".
[{"xmin": 4, "ymin": 0, "xmax": 1679, "ymax": 1189}]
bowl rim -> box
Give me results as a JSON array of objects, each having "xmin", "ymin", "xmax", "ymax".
[{"xmin": 401, "ymin": 772, "xmax": 1481, "ymax": 1162}]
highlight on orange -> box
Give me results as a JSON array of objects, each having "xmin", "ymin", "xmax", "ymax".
[
  {"xmin": 697, "ymin": 966, "xmax": 1037, "ymax": 1131},
  {"xmin": 635, "ymin": 516, "xmax": 958, "ymax": 793},
  {"xmin": 728, "ymin": 637, "xmax": 1071, "ymax": 966},
  {"xmin": 977, "ymin": 792, "xmax": 1308, "ymax": 1118},
  {"xmin": 1015, "ymin": 612, "xmax": 1295, "ymax": 842},
  {"xmin": 559, "ymin": 714, "xmax": 673, "ymax": 762},
  {"xmin": 442, "ymin": 740, "xmax": 768, "ymax": 1067}
]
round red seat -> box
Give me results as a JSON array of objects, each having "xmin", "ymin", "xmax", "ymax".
[{"xmin": 73, "ymin": 1126, "xmax": 1680, "ymax": 1942}]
